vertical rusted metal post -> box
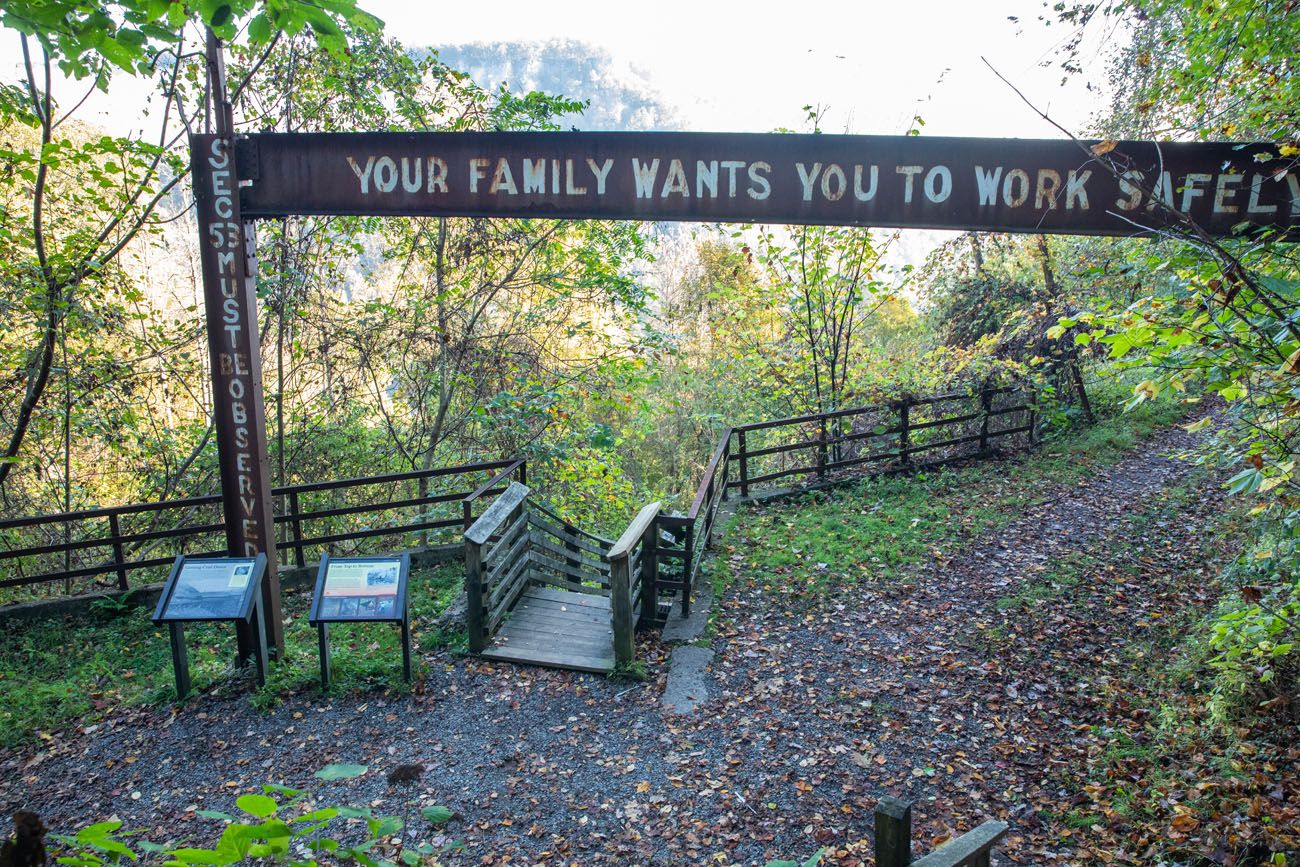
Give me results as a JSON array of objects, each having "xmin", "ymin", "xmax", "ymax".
[
  {"xmin": 193, "ymin": 29, "xmax": 283, "ymax": 656},
  {"xmin": 108, "ymin": 512, "xmax": 128, "ymax": 590}
]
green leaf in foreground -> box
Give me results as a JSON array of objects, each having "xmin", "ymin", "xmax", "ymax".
[
  {"xmin": 421, "ymin": 805, "xmax": 454, "ymax": 824},
  {"xmin": 315, "ymin": 763, "xmax": 368, "ymax": 781}
]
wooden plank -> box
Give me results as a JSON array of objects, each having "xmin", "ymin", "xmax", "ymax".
[
  {"xmin": 486, "ymin": 555, "xmax": 532, "ymax": 630},
  {"xmin": 508, "ymin": 601, "xmax": 612, "ymax": 629},
  {"xmin": 529, "ymin": 533, "xmax": 610, "ymax": 575},
  {"xmin": 910, "ymin": 821, "xmax": 1008, "ymax": 866},
  {"xmin": 513, "ymin": 591, "xmax": 612, "ymax": 619},
  {"xmin": 529, "ymin": 570, "xmax": 610, "ymax": 596},
  {"xmin": 526, "ymin": 585, "xmax": 612, "ymax": 610},
  {"xmin": 492, "ymin": 621, "xmax": 612, "ymax": 651},
  {"xmin": 485, "ymin": 525, "xmax": 529, "ymax": 584},
  {"xmin": 609, "ymin": 502, "xmax": 661, "ymax": 559},
  {"xmin": 528, "ymin": 515, "xmax": 610, "ymax": 559},
  {"xmin": 485, "ymin": 511, "xmax": 528, "ymax": 563},
  {"xmin": 529, "ymin": 500, "xmax": 614, "ymax": 547},
  {"xmin": 481, "ymin": 642, "xmax": 613, "ymax": 674},
  {"xmin": 466, "ymin": 482, "xmax": 529, "ymax": 545}
]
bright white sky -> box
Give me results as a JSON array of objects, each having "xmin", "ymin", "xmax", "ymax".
[{"xmin": 364, "ymin": 0, "xmax": 1107, "ymax": 138}]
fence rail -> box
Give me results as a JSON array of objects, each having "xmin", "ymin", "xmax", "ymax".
[
  {"xmin": 651, "ymin": 385, "xmax": 1034, "ymax": 621},
  {"xmin": 0, "ymin": 458, "xmax": 526, "ymax": 601}
]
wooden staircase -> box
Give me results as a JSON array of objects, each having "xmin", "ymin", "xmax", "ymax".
[{"xmin": 463, "ymin": 483, "xmax": 659, "ymax": 673}]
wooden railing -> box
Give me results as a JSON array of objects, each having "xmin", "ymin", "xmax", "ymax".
[
  {"xmin": 528, "ymin": 500, "xmax": 613, "ymax": 594},
  {"xmin": 607, "ymin": 501, "xmax": 660, "ymax": 666},
  {"xmin": 653, "ymin": 385, "xmax": 1034, "ymax": 622},
  {"xmin": 875, "ymin": 797, "xmax": 1009, "ymax": 866},
  {"xmin": 0, "ymin": 458, "xmax": 526, "ymax": 600},
  {"xmin": 463, "ymin": 482, "xmax": 531, "ymax": 653}
]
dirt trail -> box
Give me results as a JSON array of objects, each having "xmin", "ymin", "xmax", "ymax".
[{"xmin": 0, "ymin": 425, "xmax": 1227, "ymax": 865}]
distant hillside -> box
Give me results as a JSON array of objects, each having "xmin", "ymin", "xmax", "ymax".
[{"xmin": 423, "ymin": 39, "xmax": 683, "ymax": 132}]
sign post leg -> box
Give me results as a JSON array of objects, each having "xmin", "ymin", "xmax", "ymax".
[
  {"xmin": 169, "ymin": 622, "xmax": 191, "ymax": 699},
  {"xmin": 318, "ymin": 623, "xmax": 331, "ymax": 690},
  {"xmin": 400, "ymin": 621, "xmax": 412, "ymax": 682},
  {"xmin": 252, "ymin": 597, "xmax": 269, "ymax": 687}
]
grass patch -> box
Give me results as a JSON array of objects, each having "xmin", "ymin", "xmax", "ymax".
[
  {"xmin": 713, "ymin": 392, "xmax": 1193, "ymax": 600},
  {"xmin": 0, "ymin": 562, "xmax": 463, "ymax": 748}
]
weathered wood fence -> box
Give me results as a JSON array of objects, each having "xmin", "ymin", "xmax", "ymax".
[
  {"xmin": 0, "ymin": 459, "xmax": 527, "ymax": 600},
  {"xmin": 875, "ymin": 798, "xmax": 1009, "ymax": 866},
  {"xmin": 653, "ymin": 385, "xmax": 1034, "ymax": 618}
]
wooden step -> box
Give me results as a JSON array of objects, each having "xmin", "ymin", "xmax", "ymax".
[{"xmin": 481, "ymin": 586, "xmax": 615, "ymax": 674}]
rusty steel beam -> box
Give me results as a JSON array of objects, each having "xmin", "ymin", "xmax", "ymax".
[
  {"xmin": 192, "ymin": 31, "xmax": 284, "ymax": 656},
  {"xmin": 232, "ymin": 131, "xmax": 1298, "ymax": 239}
]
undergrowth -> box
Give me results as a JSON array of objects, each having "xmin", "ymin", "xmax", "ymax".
[{"xmin": 0, "ymin": 563, "xmax": 463, "ymax": 748}]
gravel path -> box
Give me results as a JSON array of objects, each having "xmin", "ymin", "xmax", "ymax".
[{"xmin": 0, "ymin": 424, "xmax": 1226, "ymax": 866}]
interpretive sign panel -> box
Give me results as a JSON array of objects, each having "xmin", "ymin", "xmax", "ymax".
[
  {"xmin": 231, "ymin": 131, "xmax": 1299, "ymax": 239},
  {"xmin": 309, "ymin": 554, "xmax": 410, "ymax": 623},
  {"xmin": 153, "ymin": 555, "xmax": 265, "ymax": 622},
  {"xmin": 152, "ymin": 553, "xmax": 269, "ymax": 698},
  {"xmin": 308, "ymin": 553, "xmax": 412, "ymax": 687}
]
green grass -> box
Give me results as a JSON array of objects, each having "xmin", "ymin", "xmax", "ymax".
[
  {"xmin": 0, "ymin": 562, "xmax": 463, "ymax": 748},
  {"xmin": 712, "ymin": 392, "xmax": 1193, "ymax": 602}
]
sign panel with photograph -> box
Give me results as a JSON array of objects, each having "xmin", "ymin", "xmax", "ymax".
[
  {"xmin": 153, "ymin": 555, "xmax": 265, "ymax": 623},
  {"xmin": 309, "ymin": 554, "xmax": 410, "ymax": 624}
]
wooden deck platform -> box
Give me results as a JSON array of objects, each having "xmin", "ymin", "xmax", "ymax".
[{"xmin": 481, "ymin": 585, "xmax": 615, "ymax": 673}]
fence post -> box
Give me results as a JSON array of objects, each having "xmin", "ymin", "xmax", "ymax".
[
  {"xmin": 610, "ymin": 551, "xmax": 634, "ymax": 667},
  {"xmin": 898, "ymin": 399, "xmax": 911, "ymax": 466},
  {"xmin": 979, "ymin": 388, "xmax": 992, "ymax": 453},
  {"xmin": 737, "ymin": 429, "xmax": 750, "ymax": 498},
  {"xmin": 640, "ymin": 519, "xmax": 659, "ymax": 625},
  {"xmin": 1026, "ymin": 385, "xmax": 1038, "ymax": 446},
  {"xmin": 517, "ymin": 460, "xmax": 527, "ymax": 487},
  {"xmin": 875, "ymin": 797, "xmax": 913, "ymax": 867},
  {"xmin": 108, "ymin": 512, "xmax": 128, "ymax": 591},
  {"xmin": 464, "ymin": 538, "xmax": 487, "ymax": 653},
  {"xmin": 818, "ymin": 416, "xmax": 829, "ymax": 480},
  {"xmin": 288, "ymin": 490, "xmax": 306, "ymax": 569},
  {"xmin": 682, "ymin": 523, "xmax": 695, "ymax": 618}
]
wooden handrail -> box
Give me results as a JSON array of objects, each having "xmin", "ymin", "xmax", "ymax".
[
  {"xmin": 465, "ymin": 483, "xmax": 530, "ymax": 545},
  {"xmin": 910, "ymin": 821, "xmax": 1009, "ymax": 866},
  {"xmin": 608, "ymin": 502, "xmax": 661, "ymax": 560}
]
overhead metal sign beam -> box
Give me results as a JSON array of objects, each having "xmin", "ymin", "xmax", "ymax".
[{"xmin": 229, "ymin": 131, "xmax": 1298, "ymax": 239}]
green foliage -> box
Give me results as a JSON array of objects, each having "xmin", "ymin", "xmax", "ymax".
[
  {"xmin": 49, "ymin": 775, "xmax": 458, "ymax": 867},
  {"xmin": 763, "ymin": 849, "xmax": 824, "ymax": 867}
]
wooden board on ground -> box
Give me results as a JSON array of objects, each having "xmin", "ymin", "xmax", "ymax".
[{"xmin": 481, "ymin": 586, "xmax": 615, "ymax": 674}]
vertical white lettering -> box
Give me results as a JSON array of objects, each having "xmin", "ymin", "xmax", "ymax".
[
  {"xmin": 1247, "ymin": 173, "xmax": 1278, "ymax": 214},
  {"xmin": 896, "ymin": 165, "xmax": 923, "ymax": 204},
  {"xmin": 523, "ymin": 158, "xmax": 547, "ymax": 195},
  {"xmin": 469, "ymin": 158, "xmax": 490, "ymax": 194},
  {"xmin": 721, "ymin": 160, "xmax": 746, "ymax": 197},
  {"xmin": 564, "ymin": 159, "xmax": 586, "ymax": 195},
  {"xmin": 821, "ymin": 164, "xmax": 847, "ymax": 202},
  {"xmin": 1065, "ymin": 169, "xmax": 1092, "ymax": 209},
  {"xmin": 586, "ymin": 158, "xmax": 614, "ymax": 195},
  {"xmin": 796, "ymin": 162, "xmax": 823, "ymax": 202},
  {"xmin": 1116, "ymin": 170, "xmax": 1144, "ymax": 211},
  {"xmin": 747, "ymin": 162, "xmax": 772, "ymax": 200},
  {"xmin": 1180, "ymin": 172, "xmax": 1212, "ymax": 212},
  {"xmin": 426, "ymin": 157, "xmax": 448, "ymax": 193},
  {"xmin": 924, "ymin": 166, "xmax": 952, "ymax": 203},
  {"xmin": 491, "ymin": 158, "xmax": 518, "ymax": 195},
  {"xmin": 854, "ymin": 165, "xmax": 878, "ymax": 201},
  {"xmin": 974, "ymin": 166, "xmax": 1002, "ymax": 206},
  {"xmin": 1002, "ymin": 169, "xmax": 1029, "ymax": 208},
  {"xmin": 373, "ymin": 156, "xmax": 398, "ymax": 193},
  {"xmin": 696, "ymin": 160, "xmax": 719, "ymax": 198},
  {"xmin": 1213, "ymin": 174, "xmax": 1243, "ymax": 214},
  {"xmin": 400, "ymin": 156, "xmax": 422, "ymax": 193},
  {"xmin": 661, "ymin": 159, "xmax": 689, "ymax": 197},
  {"xmin": 1146, "ymin": 171, "xmax": 1174, "ymax": 211},
  {"xmin": 632, "ymin": 158, "xmax": 661, "ymax": 198},
  {"xmin": 1035, "ymin": 169, "xmax": 1062, "ymax": 209}
]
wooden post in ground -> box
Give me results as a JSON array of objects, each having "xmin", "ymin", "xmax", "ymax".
[
  {"xmin": 610, "ymin": 553, "xmax": 634, "ymax": 666},
  {"xmin": 817, "ymin": 416, "xmax": 829, "ymax": 480},
  {"xmin": 640, "ymin": 518, "xmax": 659, "ymax": 625},
  {"xmin": 737, "ymin": 429, "xmax": 749, "ymax": 498},
  {"xmin": 875, "ymin": 797, "xmax": 912, "ymax": 867},
  {"xmin": 898, "ymin": 400, "xmax": 911, "ymax": 466},
  {"xmin": 979, "ymin": 388, "xmax": 992, "ymax": 453},
  {"xmin": 464, "ymin": 538, "xmax": 486, "ymax": 653},
  {"xmin": 108, "ymin": 512, "xmax": 128, "ymax": 590}
]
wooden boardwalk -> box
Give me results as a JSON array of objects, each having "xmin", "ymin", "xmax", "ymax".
[{"xmin": 481, "ymin": 586, "xmax": 615, "ymax": 673}]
